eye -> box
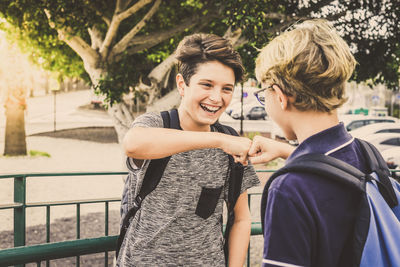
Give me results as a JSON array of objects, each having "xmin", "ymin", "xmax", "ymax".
[
  {"xmin": 223, "ymin": 87, "xmax": 233, "ymax": 93},
  {"xmin": 200, "ymin": 82, "xmax": 212, "ymax": 88}
]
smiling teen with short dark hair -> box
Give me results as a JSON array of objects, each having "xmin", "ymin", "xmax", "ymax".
[{"xmin": 117, "ymin": 33, "xmax": 260, "ymax": 267}]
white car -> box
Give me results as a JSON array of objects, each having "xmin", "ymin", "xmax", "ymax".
[
  {"xmin": 361, "ymin": 133, "xmax": 400, "ymax": 153},
  {"xmin": 381, "ymin": 147, "xmax": 400, "ymax": 167},
  {"xmin": 381, "ymin": 147, "xmax": 400, "ymax": 179},
  {"xmin": 350, "ymin": 123, "xmax": 400, "ymax": 138},
  {"xmin": 339, "ymin": 114, "xmax": 398, "ymax": 132}
]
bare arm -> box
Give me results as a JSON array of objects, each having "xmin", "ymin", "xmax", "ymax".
[
  {"xmin": 227, "ymin": 191, "xmax": 251, "ymax": 267},
  {"xmin": 248, "ymin": 135, "xmax": 295, "ymax": 164},
  {"xmin": 123, "ymin": 127, "xmax": 252, "ymax": 165}
]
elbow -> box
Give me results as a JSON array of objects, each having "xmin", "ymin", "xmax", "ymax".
[{"xmin": 122, "ymin": 130, "xmax": 140, "ymax": 157}]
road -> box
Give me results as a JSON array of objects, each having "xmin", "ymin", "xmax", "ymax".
[
  {"xmin": 0, "ymin": 89, "xmax": 272, "ymax": 142},
  {"xmin": 0, "ymin": 89, "xmax": 114, "ymax": 145}
]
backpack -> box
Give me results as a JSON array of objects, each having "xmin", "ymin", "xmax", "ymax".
[
  {"xmin": 261, "ymin": 138, "xmax": 400, "ymax": 266},
  {"xmin": 116, "ymin": 109, "xmax": 244, "ymax": 264}
]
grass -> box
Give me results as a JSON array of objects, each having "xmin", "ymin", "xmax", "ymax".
[{"xmin": 29, "ymin": 150, "xmax": 51, "ymax": 157}]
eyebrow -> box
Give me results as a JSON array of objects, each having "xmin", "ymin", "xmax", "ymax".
[{"xmin": 199, "ymin": 79, "xmax": 234, "ymax": 87}]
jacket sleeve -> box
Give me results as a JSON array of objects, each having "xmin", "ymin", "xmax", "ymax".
[{"xmin": 262, "ymin": 183, "xmax": 313, "ymax": 267}]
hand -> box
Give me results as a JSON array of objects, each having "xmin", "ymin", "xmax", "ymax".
[
  {"xmin": 219, "ymin": 135, "xmax": 252, "ymax": 166},
  {"xmin": 248, "ymin": 136, "xmax": 295, "ymax": 164}
]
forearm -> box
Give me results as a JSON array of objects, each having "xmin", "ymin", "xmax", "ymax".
[
  {"xmin": 228, "ymin": 218, "xmax": 251, "ymax": 267},
  {"xmin": 123, "ymin": 127, "xmax": 224, "ymax": 159},
  {"xmin": 277, "ymin": 141, "xmax": 295, "ymax": 159}
]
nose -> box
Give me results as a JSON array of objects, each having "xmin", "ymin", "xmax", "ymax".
[{"xmin": 209, "ymin": 87, "xmax": 222, "ymax": 103}]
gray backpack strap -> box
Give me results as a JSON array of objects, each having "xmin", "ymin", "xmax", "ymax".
[{"xmin": 356, "ymin": 138, "xmax": 398, "ymax": 208}]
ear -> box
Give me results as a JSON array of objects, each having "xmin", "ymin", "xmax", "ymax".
[
  {"xmin": 272, "ymin": 85, "xmax": 289, "ymax": 110},
  {"xmin": 176, "ymin": 74, "xmax": 186, "ymax": 97}
]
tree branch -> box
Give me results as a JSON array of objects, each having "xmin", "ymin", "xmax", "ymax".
[
  {"xmin": 117, "ymin": 0, "xmax": 135, "ymax": 13},
  {"xmin": 100, "ymin": 0, "xmax": 153, "ymax": 60},
  {"xmin": 112, "ymin": 0, "xmax": 162, "ymax": 56},
  {"xmin": 113, "ymin": 14, "xmax": 213, "ymax": 61},
  {"xmin": 44, "ymin": 9, "xmax": 98, "ymax": 66},
  {"xmin": 88, "ymin": 26, "xmax": 103, "ymax": 50},
  {"xmin": 119, "ymin": 0, "xmax": 153, "ymax": 21}
]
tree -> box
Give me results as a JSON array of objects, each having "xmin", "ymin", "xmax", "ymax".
[
  {"xmin": 1, "ymin": 1, "xmax": 399, "ymax": 141},
  {"xmin": 0, "ymin": 34, "xmax": 30, "ymax": 156}
]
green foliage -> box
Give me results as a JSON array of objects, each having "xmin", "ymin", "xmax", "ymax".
[
  {"xmin": 95, "ymin": 52, "xmax": 153, "ymax": 105},
  {"xmin": 0, "ymin": 2, "xmax": 88, "ymax": 81},
  {"xmin": 29, "ymin": 150, "xmax": 51, "ymax": 157},
  {"xmin": 224, "ymin": 0, "xmax": 400, "ymax": 90},
  {"xmin": 1, "ymin": 0, "xmax": 399, "ymax": 108},
  {"xmin": 243, "ymin": 131, "xmax": 261, "ymax": 140}
]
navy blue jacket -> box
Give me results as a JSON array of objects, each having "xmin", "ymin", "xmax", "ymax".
[{"xmin": 262, "ymin": 123, "xmax": 367, "ymax": 267}]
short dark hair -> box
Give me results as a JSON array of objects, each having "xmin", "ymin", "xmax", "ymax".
[{"xmin": 175, "ymin": 33, "xmax": 245, "ymax": 85}]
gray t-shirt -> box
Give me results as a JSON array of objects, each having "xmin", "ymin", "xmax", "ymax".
[{"xmin": 117, "ymin": 112, "xmax": 260, "ymax": 266}]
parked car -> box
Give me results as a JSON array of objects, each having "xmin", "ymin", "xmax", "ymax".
[
  {"xmin": 361, "ymin": 133, "xmax": 400, "ymax": 153},
  {"xmin": 230, "ymin": 103, "xmax": 263, "ymax": 120},
  {"xmin": 339, "ymin": 114, "xmax": 398, "ymax": 132},
  {"xmin": 246, "ymin": 106, "xmax": 267, "ymax": 120},
  {"xmin": 381, "ymin": 147, "xmax": 400, "ymax": 180},
  {"xmin": 350, "ymin": 123, "xmax": 400, "ymax": 138}
]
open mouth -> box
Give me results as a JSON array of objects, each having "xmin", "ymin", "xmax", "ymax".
[{"xmin": 200, "ymin": 103, "xmax": 221, "ymax": 114}]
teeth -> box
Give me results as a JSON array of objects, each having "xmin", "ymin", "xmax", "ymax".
[{"xmin": 200, "ymin": 104, "xmax": 221, "ymax": 113}]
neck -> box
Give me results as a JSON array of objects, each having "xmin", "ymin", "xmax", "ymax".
[
  {"xmin": 292, "ymin": 110, "xmax": 339, "ymax": 143},
  {"xmin": 177, "ymin": 107, "xmax": 210, "ymax": 132}
]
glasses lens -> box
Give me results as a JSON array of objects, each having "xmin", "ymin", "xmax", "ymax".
[{"xmin": 255, "ymin": 92, "xmax": 265, "ymax": 105}]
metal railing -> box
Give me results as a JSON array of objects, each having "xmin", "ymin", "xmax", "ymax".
[
  {"xmin": 0, "ymin": 171, "xmax": 275, "ymax": 266},
  {"xmin": 2, "ymin": 170, "xmax": 397, "ymax": 266}
]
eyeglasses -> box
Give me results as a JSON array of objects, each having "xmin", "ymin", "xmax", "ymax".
[{"xmin": 254, "ymin": 84, "xmax": 274, "ymax": 106}]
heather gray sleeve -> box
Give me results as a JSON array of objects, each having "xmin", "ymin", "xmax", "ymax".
[
  {"xmin": 131, "ymin": 112, "xmax": 163, "ymax": 128},
  {"xmin": 126, "ymin": 112, "xmax": 163, "ymax": 171},
  {"xmin": 241, "ymin": 163, "xmax": 260, "ymax": 194}
]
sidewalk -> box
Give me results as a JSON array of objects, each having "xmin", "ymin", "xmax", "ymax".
[{"xmin": 0, "ymin": 90, "xmax": 125, "ymax": 231}]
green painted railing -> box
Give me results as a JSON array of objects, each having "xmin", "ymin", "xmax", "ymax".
[
  {"xmin": 2, "ymin": 170, "xmax": 397, "ymax": 266},
  {"xmin": 0, "ymin": 171, "xmax": 273, "ymax": 267}
]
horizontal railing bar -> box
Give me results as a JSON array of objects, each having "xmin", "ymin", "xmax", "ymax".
[
  {"xmin": 26, "ymin": 198, "xmax": 121, "ymax": 208},
  {"xmin": 0, "ymin": 203, "xmax": 23, "ymax": 210},
  {"xmin": 0, "ymin": 172, "xmax": 128, "ymax": 179},
  {"xmin": 1, "ymin": 169, "xmax": 399, "ymax": 180},
  {"xmin": 0, "ymin": 224, "xmax": 264, "ymax": 265},
  {"xmin": 0, "ymin": 236, "xmax": 118, "ymax": 266}
]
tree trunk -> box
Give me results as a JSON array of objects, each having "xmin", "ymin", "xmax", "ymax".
[{"xmin": 4, "ymin": 87, "xmax": 27, "ymax": 156}]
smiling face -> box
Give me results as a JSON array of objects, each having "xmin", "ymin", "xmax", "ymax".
[{"xmin": 177, "ymin": 60, "xmax": 235, "ymax": 131}]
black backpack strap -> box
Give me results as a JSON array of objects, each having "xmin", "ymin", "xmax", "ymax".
[
  {"xmin": 213, "ymin": 122, "xmax": 244, "ymax": 264},
  {"xmin": 356, "ymin": 138, "xmax": 398, "ymax": 208},
  {"xmin": 116, "ymin": 109, "xmax": 180, "ymax": 258},
  {"xmin": 260, "ymin": 153, "xmax": 367, "ymax": 236},
  {"xmin": 213, "ymin": 122, "xmax": 243, "ymax": 207}
]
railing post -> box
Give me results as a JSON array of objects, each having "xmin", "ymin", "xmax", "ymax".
[
  {"xmin": 14, "ymin": 175, "xmax": 26, "ymax": 267},
  {"xmin": 247, "ymin": 194, "xmax": 251, "ymax": 267}
]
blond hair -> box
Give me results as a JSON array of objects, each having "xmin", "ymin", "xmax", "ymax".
[{"xmin": 255, "ymin": 19, "xmax": 356, "ymax": 112}]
